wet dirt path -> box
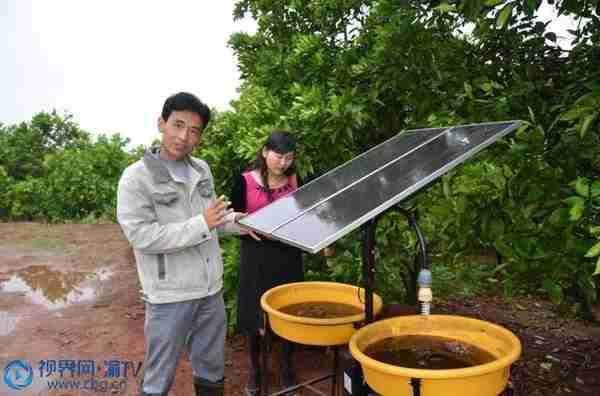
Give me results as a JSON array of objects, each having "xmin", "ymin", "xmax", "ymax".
[
  {"xmin": 2, "ymin": 223, "xmax": 599, "ymax": 396},
  {"xmin": 0, "ymin": 223, "xmax": 147, "ymax": 396},
  {"xmin": 0, "ymin": 223, "xmax": 332, "ymax": 396}
]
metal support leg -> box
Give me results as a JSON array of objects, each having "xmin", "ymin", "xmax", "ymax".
[
  {"xmin": 261, "ymin": 313, "xmax": 270, "ymax": 396},
  {"xmin": 361, "ymin": 218, "xmax": 379, "ymax": 324},
  {"xmin": 260, "ymin": 340, "xmax": 339, "ymax": 396},
  {"xmin": 331, "ymin": 347, "xmax": 338, "ymax": 396}
]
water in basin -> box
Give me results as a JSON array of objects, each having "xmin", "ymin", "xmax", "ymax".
[
  {"xmin": 279, "ymin": 301, "xmax": 363, "ymax": 318},
  {"xmin": 364, "ymin": 335, "xmax": 496, "ymax": 370}
]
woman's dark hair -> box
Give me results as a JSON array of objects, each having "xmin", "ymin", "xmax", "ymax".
[
  {"xmin": 161, "ymin": 92, "xmax": 211, "ymax": 130},
  {"xmin": 250, "ymin": 130, "xmax": 297, "ymax": 202}
]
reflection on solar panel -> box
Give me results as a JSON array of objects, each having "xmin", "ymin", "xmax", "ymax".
[{"xmin": 239, "ymin": 121, "xmax": 521, "ymax": 253}]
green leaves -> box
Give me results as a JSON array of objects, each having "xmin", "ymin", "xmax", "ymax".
[
  {"xmin": 0, "ymin": 166, "xmax": 12, "ymax": 217},
  {"xmin": 580, "ymin": 114, "xmax": 596, "ymax": 138},
  {"xmin": 221, "ymin": 0, "xmax": 600, "ymax": 313},
  {"xmin": 564, "ymin": 196, "xmax": 585, "ymax": 221},
  {"xmin": 586, "ymin": 243, "xmax": 600, "ymax": 277},
  {"xmin": 586, "ymin": 242, "xmax": 600, "ymax": 258},
  {"xmin": 571, "ymin": 177, "xmax": 600, "ymax": 199},
  {"xmin": 560, "ymin": 107, "xmax": 594, "ymax": 121},
  {"xmin": 561, "ymin": 177, "xmax": 600, "ymax": 274},
  {"xmin": 496, "ymin": 4, "xmax": 513, "ymax": 29},
  {"xmin": 574, "ymin": 178, "xmax": 591, "ymax": 197},
  {"xmin": 543, "ymin": 279, "xmax": 564, "ymax": 304},
  {"xmin": 566, "ymin": 176, "xmax": 600, "ymax": 281},
  {"xmin": 434, "ymin": 3, "xmax": 456, "ymax": 14},
  {"xmin": 0, "ymin": 124, "xmax": 129, "ymax": 221},
  {"xmin": 593, "ymin": 258, "xmax": 600, "ymax": 277},
  {"xmin": 559, "ymin": 91, "xmax": 600, "ymax": 138}
]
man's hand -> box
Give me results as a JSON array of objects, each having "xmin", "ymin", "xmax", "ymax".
[
  {"xmin": 234, "ymin": 212, "xmax": 262, "ymax": 241},
  {"xmin": 203, "ymin": 195, "xmax": 233, "ymax": 230}
]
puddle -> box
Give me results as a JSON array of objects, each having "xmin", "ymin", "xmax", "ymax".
[
  {"xmin": 0, "ymin": 311, "xmax": 19, "ymax": 336},
  {"xmin": 0, "ymin": 265, "xmax": 113, "ymax": 310}
]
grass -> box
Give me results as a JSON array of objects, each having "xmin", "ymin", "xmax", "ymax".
[
  {"xmin": 27, "ymin": 237, "xmax": 66, "ymax": 250},
  {"xmin": 14, "ymin": 237, "xmax": 78, "ymax": 255}
]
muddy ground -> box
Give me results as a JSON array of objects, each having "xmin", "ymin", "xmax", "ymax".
[{"xmin": 0, "ymin": 223, "xmax": 599, "ymax": 396}]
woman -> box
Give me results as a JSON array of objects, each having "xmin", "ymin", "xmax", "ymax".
[{"xmin": 231, "ymin": 131, "xmax": 304, "ymax": 396}]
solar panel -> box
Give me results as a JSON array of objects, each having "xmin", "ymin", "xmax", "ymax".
[{"xmin": 238, "ymin": 121, "xmax": 521, "ymax": 253}]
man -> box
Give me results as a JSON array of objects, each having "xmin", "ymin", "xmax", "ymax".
[{"xmin": 117, "ymin": 92, "xmax": 257, "ymax": 396}]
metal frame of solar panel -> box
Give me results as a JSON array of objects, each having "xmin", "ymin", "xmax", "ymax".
[{"xmin": 239, "ymin": 120, "xmax": 521, "ymax": 253}]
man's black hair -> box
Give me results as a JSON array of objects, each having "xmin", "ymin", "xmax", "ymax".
[{"xmin": 161, "ymin": 92, "xmax": 211, "ymax": 130}]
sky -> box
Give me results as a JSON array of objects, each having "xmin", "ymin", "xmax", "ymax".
[
  {"xmin": 1, "ymin": 1, "xmax": 579, "ymax": 148},
  {"xmin": 1, "ymin": 0, "xmax": 257, "ymax": 147}
]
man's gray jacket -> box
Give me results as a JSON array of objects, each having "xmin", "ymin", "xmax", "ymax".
[{"xmin": 117, "ymin": 147, "xmax": 240, "ymax": 304}]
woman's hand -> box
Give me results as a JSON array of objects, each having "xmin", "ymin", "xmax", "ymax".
[{"xmin": 234, "ymin": 212, "xmax": 262, "ymax": 241}]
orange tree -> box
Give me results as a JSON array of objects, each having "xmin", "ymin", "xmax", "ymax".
[
  {"xmin": 199, "ymin": 0, "xmax": 600, "ymax": 320},
  {"xmin": 0, "ymin": 112, "xmax": 132, "ymax": 221}
]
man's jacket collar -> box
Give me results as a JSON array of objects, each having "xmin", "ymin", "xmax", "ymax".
[{"xmin": 143, "ymin": 146, "xmax": 208, "ymax": 184}]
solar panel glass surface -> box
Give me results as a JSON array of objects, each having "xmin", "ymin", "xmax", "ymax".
[{"xmin": 239, "ymin": 121, "xmax": 521, "ymax": 252}]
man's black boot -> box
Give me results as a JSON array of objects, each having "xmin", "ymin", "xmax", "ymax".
[{"xmin": 193, "ymin": 377, "xmax": 224, "ymax": 396}]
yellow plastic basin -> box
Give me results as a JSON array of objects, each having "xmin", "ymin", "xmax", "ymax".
[
  {"xmin": 260, "ymin": 281, "xmax": 383, "ymax": 346},
  {"xmin": 349, "ymin": 315, "xmax": 521, "ymax": 396}
]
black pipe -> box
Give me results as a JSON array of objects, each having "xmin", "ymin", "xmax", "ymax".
[
  {"xmin": 397, "ymin": 208, "xmax": 428, "ymax": 270},
  {"xmin": 410, "ymin": 378, "xmax": 421, "ymax": 396}
]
